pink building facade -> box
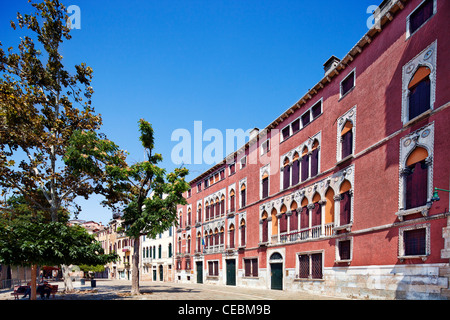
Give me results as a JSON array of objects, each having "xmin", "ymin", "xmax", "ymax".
[{"xmin": 175, "ymin": 0, "xmax": 450, "ymax": 299}]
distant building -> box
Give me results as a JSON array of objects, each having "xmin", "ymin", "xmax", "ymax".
[{"xmin": 140, "ymin": 227, "xmax": 175, "ymax": 282}]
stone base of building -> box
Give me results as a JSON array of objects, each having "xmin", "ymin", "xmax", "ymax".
[{"xmin": 176, "ymin": 263, "xmax": 449, "ymax": 300}]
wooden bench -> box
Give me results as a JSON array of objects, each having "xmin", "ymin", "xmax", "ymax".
[
  {"xmin": 49, "ymin": 285, "xmax": 58, "ymax": 298},
  {"xmin": 37, "ymin": 284, "xmax": 58, "ymax": 299},
  {"xmin": 11, "ymin": 285, "xmax": 29, "ymax": 300},
  {"xmin": 11, "ymin": 284, "xmax": 58, "ymax": 299}
]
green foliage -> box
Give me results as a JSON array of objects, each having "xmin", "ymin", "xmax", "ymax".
[
  {"xmin": 110, "ymin": 120, "xmax": 190, "ymax": 240},
  {"xmin": 0, "ymin": 0, "xmax": 128, "ymax": 220},
  {"xmin": 0, "ymin": 216, "xmax": 118, "ymax": 267}
]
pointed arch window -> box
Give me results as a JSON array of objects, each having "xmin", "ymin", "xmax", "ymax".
[
  {"xmin": 401, "ymin": 41, "xmax": 436, "ymax": 124},
  {"xmin": 230, "ymin": 189, "xmax": 235, "ymax": 213},
  {"xmin": 240, "ymin": 183, "xmax": 247, "ymax": 208},
  {"xmin": 279, "ymin": 205, "xmax": 288, "ymax": 234},
  {"xmin": 215, "ymin": 197, "xmax": 220, "ymax": 218},
  {"xmin": 312, "ymin": 193, "xmax": 322, "ymax": 227},
  {"xmin": 261, "ymin": 211, "xmax": 269, "ymax": 243},
  {"xmin": 283, "ymin": 157, "xmax": 290, "ymax": 190},
  {"xmin": 408, "ymin": 66, "xmax": 431, "ymax": 121},
  {"xmin": 291, "ymin": 152, "xmax": 300, "ymax": 186},
  {"xmin": 240, "ymin": 218, "xmax": 246, "ymax": 247},
  {"xmin": 262, "ymin": 172, "xmax": 269, "ymax": 198},
  {"xmin": 197, "ymin": 204, "xmax": 202, "ymax": 223},
  {"xmin": 289, "ymin": 201, "xmax": 299, "ymax": 233},
  {"xmin": 311, "ymin": 140, "xmax": 320, "ymax": 177},
  {"xmin": 340, "ymin": 180, "xmax": 352, "ymax": 226},
  {"xmin": 341, "ymin": 121, "xmax": 353, "ymax": 159},
  {"xmin": 220, "ymin": 195, "xmax": 225, "ymax": 216},
  {"xmin": 405, "ymin": 147, "xmax": 429, "ymax": 209},
  {"xmin": 205, "ymin": 201, "xmax": 210, "ymax": 221},
  {"xmin": 301, "ymin": 147, "xmax": 309, "ymax": 182},
  {"xmin": 229, "ymin": 224, "xmax": 235, "ymax": 248},
  {"xmin": 300, "ymin": 198, "xmax": 309, "ymax": 231},
  {"xmin": 325, "ymin": 188, "xmax": 335, "ymax": 225}
]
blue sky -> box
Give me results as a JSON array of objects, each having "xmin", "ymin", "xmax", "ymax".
[{"xmin": 1, "ymin": 0, "xmax": 379, "ymax": 224}]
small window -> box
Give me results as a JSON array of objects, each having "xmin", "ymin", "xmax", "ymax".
[
  {"xmin": 244, "ymin": 258, "xmax": 258, "ymax": 277},
  {"xmin": 297, "ymin": 252, "xmax": 323, "ymax": 280},
  {"xmin": 208, "ymin": 261, "xmax": 219, "ymax": 276},
  {"xmin": 311, "ymin": 101, "xmax": 322, "ymax": 119},
  {"xmin": 197, "ymin": 183, "xmax": 202, "ymax": 193},
  {"xmin": 340, "ymin": 70, "xmax": 355, "ymax": 98},
  {"xmin": 338, "ymin": 240, "xmax": 351, "ymax": 261},
  {"xmin": 408, "ymin": 0, "xmax": 435, "ymax": 36},
  {"xmin": 261, "ymin": 139, "xmax": 270, "ymax": 155},
  {"xmin": 282, "ymin": 126, "xmax": 290, "ymax": 141},
  {"xmin": 229, "ymin": 163, "xmax": 235, "ymax": 175},
  {"xmin": 291, "ymin": 119, "xmax": 300, "ymax": 134},
  {"xmin": 404, "ymin": 228, "xmax": 426, "ymax": 256},
  {"xmin": 301, "ymin": 111, "xmax": 310, "ymax": 127},
  {"xmin": 240, "ymin": 157, "xmax": 246, "ymax": 169}
]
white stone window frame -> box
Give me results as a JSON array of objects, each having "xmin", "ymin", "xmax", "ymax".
[
  {"xmin": 397, "ymin": 122, "xmax": 434, "ymax": 221},
  {"xmin": 280, "ymin": 122, "xmax": 292, "ymax": 143},
  {"xmin": 336, "ymin": 106, "xmax": 357, "ymax": 163},
  {"xmin": 280, "ymin": 131, "xmax": 322, "ymax": 191},
  {"xmin": 260, "ymin": 164, "xmax": 270, "ymax": 200},
  {"xmin": 239, "ymin": 177, "xmax": 247, "ymax": 209},
  {"xmin": 398, "ymin": 223, "xmax": 431, "ymax": 262},
  {"xmin": 339, "ymin": 68, "xmax": 356, "ymax": 99},
  {"xmin": 295, "ymin": 250, "xmax": 324, "ymax": 280},
  {"xmin": 242, "ymin": 257, "xmax": 259, "ymax": 278},
  {"xmin": 239, "ymin": 155, "xmax": 247, "ymax": 170},
  {"xmin": 401, "ymin": 40, "xmax": 437, "ymax": 125},
  {"xmin": 261, "ymin": 164, "xmax": 355, "ymax": 236},
  {"xmin": 238, "ymin": 212, "xmax": 247, "ymax": 248},
  {"xmin": 260, "ymin": 138, "xmax": 270, "ymax": 156},
  {"xmin": 279, "ymin": 98, "xmax": 323, "ymax": 145},
  {"xmin": 196, "ymin": 199, "xmax": 203, "ymax": 224},
  {"xmin": 227, "ymin": 183, "xmax": 236, "ymax": 215},
  {"xmin": 406, "ymin": 0, "xmax": 437, "ymax": 39},
  {"xmin": 335, "ymin": 236, "xmax": 353, "ymax": 265}
]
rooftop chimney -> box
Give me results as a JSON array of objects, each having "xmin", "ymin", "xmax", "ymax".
[
  {"xmin": 249, "ymin": 128, "xmax": 259, "ymax": 141},
  {"xmin": 323, "ymin": 55, "xmax": 341, "ymax": 76}
]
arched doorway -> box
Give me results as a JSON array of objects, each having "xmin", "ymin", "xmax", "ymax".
[
  {"xmin": 159, "ymin": 265, "xmax": 163, "ymax": 281},
  {"xmin": 269, "ymin": 252, "xmax": 283, "ymax": 290}
]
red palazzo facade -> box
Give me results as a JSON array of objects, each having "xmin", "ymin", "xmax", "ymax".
[{"xmin": 175, "ymin": 0, "xmax": 450, "ymax": 299}]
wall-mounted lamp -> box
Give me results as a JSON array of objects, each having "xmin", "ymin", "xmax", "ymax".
[{"xmin": 431, "ymin": 187, "xmax": 450, "ymax": 202}]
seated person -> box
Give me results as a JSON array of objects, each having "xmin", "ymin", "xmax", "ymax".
[{"xmin": 37, "ymin": 281, "xmax": 52, "ymax": 299}]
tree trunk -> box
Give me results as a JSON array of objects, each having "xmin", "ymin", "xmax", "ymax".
[
  {"xmin": 30, "ymin": 264, "xmax": 37, "ymax": 301},
  {"xmin": 61, "ymin": 264, "xmax": 74, "ymax": 292},
  {"xmin": 131, "ymin": 236, "xmax": 140, "ymax": 295}
]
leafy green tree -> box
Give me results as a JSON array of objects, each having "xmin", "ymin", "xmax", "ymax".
[
  {"xmin": 0, "ymin": 195, "xmax": 117, "ymax": 299},
  {"xmin": 0, "ymin": 0, "xmax": 127, "ymax": 293},
  {"xmin": 107, "ymin": 119, "xmax": 190, "ymax": 295},
  {"xmin": 0, "ymin": 218, "xmax": 117, "ymax": 267}
]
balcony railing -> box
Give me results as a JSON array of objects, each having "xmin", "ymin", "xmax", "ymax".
[
  {"xmin": 204, "ymin": 244, "xmax": 225, "ymax": 254},
  {"xmin": 276, "ymin": 223, "xmax": 334, "ymax": 244}
]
